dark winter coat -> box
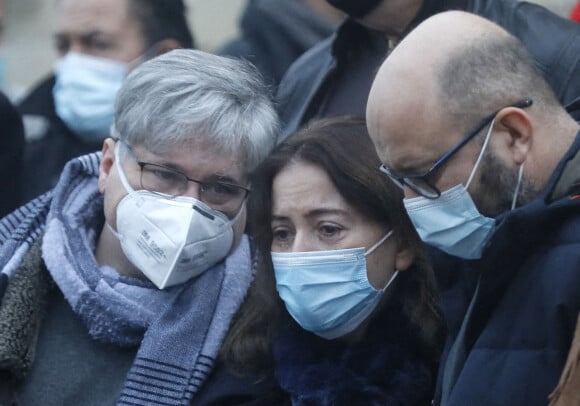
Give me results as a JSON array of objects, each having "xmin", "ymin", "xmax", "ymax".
[
  {"xmin": 433, "ymin": 130, "xmax": 580, "ymax": 406},
  {"xmin": 276, "ymin": 0, "xmax": 580, "ymax": 141},
  {"xmin": 0, "ymin": 91, "xmax": 24, "ymax": 216}
]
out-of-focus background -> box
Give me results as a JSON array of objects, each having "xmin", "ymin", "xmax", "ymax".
[{"xmin": 1, "ymin": 0, "xmax": 576, "ymax": 101}]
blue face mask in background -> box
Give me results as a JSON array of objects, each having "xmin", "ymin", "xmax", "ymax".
[
  {"xmin": 53, "ymin": 52, "xmax": 127, "ymax": 144},
  {"xmin": 0, "ymin": 51, "xmax": 6, "ymax": 92},
  {"xmin": 272, "ymin": 230, "xmax": 397, "ymax": 340}
]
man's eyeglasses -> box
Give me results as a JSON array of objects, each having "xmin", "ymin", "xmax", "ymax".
[
  {"xmin": 379, "ymin": 98, "xmax": 533, "ymax": 199},
  {"xmin": 120, "ymin": 142, "xmax": 250, "ymax": 214}
]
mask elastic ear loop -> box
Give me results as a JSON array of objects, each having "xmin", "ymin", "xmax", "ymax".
[
  {"xmin": 511, "ymin": 163, "xmax": 524, "ymax": 210},
  {"xmin": 466, "ymin": 118, "xmax": 496, "ymax": 189},
  {"xmin": 114, "ymin": 141, "xmax": 136, "ymax": 193},
  {"xmin": 106, "ymin": 142, "xmax": 135, "ymax": 239},
  {"xmin": 381, "ymin": 269, "xmax": 399, "ymax": 292},
  {"xmin": 365, "ymin": 229, "xmax": 394, "ymax": 256}
]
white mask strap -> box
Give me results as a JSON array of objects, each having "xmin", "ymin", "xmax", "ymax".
[
  {"xmin": 114, "ymin": 141, "xmax": 136, "ymax": 193},
  {"xmin": 224, "ymin": 198, "xmax": 246, "ymax": 228},
  {"xmin": 365, "ymin": 229, "xmax": 394, "ymax": 256},
  {"xmin": 511, "ymin": 163, "xmax": 524, "ymax": 210},
  {"xmin": 466, "ymin": 118, "xmax": 496, "ymax": 189},
  {"xmin": 381, "ymin": 270, "xmax": 399, "ymax": 292}
]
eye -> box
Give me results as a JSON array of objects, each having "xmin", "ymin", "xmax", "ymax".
[
  {"xmin": 140, "ymin": 164, "xmax": 184, "ymax": 194},
  {"xmin": 83, "ymin": 35, "xmax": 112, "ymax": 52},
  {"xmin": 204, "ymin": 182, "xmax": 240, "ymax": 197},
  {"xmin": 54, "ymin": 35, "xmax": 70, "ymax": 55},
  {"xmin": 318, "ymin": 223, "xmax": 343, "ymax": 239},
  {"xmin": 272, "ymin": 227, "xmax": 292, "ymax": 242},
  {"xmin": 149, "ymin": 167, "xmax": 182, "ymax": 183}
]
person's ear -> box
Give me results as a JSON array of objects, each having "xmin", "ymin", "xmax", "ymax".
[
  {"xmin": 495, "ymin": 107, "xmax": 533, "ymax": 166},
  {"xmin": 154, "ymin": 39, "xmax": 182, "ymax": 56},
  {"xmin": 394, "ymin": 245, "xmax": 415, "ymax": 272},
  {"xmin": 98, "ymin": 138, "xmax": 117, "ymax": 193}
]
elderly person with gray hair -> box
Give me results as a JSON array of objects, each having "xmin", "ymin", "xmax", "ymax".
[{"xmin": 0, "ymin": 49, "xmax": 278, "ymax": 405}]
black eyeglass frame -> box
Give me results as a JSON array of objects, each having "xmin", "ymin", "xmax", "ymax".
[
  {"xmin": 117, "ymin": 140, "xmax": 251, "ymax": 209},
  {"xmin": 379, "ymin": 98, "xmax": 533, "ymax": 199}
]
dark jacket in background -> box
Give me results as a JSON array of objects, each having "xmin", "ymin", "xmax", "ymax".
[
  {"xmin": 0, "ymin": 91, "xmax": 24, "ymax": 217},
  {"xmin": 276, "ymin": 0, "xmax": 580, "ymax": 141},
  {"xmin": 17, "ymin": 76, "xmax": 103, "ymax": 202},
  {"xmin": 218, "ymin": 0, "xmax": 337, "ymax": 89}
]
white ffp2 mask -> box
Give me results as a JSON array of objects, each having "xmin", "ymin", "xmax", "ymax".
[{"xmin": 110, "ymin": 143, "xmax": 239, "ymax": 289}]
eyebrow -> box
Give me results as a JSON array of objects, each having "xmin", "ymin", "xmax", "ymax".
[
  {"xmin": 150, "ymin": 160, "xmax": 244, "ymax": 185},
  {"xmin": 271, "ymin": 208, "xmax": 350, "ymax": 222},
  {"xmin": 54, "ymin": 30, "xmax": 106, "ymax": 40}
]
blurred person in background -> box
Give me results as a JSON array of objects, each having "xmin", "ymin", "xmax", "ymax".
[
  {"xmin": 0, "ymin": 0, "xmax": 25, "ymax": 217},
  {"xmin": 218, "ymin": 0, "xmax": 343, "ymax": 89},
  {"xmin": 571, "ymin": 0, "xmax": 580, "ymax": 21},
  {"xmin": 0, "ymin": 49, "xmax": 278, "ymax": 406},
  {"xmin": 16, "ymin": 0, "xmax": 194, "ymax": 202},
  {"xmin": 276, "ymin": 0, "xmax": 580, "ymax": 142}
]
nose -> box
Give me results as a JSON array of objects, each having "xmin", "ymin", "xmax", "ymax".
[
  {"xmin": 291, "ymin": 231, "xmax": 315, "ymax": 253},
  {"xmin": 183, "ymin": 181, "xmax": 202, "ymax": 200},
  {"xmin": 66, "ymin": 38, "xmax": 87, "ymax": 55}
]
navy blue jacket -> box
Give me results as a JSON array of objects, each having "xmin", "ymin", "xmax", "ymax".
[
  {"xmin": 434, "ymin": 131, "xmax": 580, "ymax": 406},
  {"xmin": 276, "ymin": 0, "xmax": 580, "ymax": 141}
]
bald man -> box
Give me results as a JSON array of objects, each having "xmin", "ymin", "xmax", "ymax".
[{"xmin": 367, "ymin": 11, "xmax": 580, "ymax": 406}]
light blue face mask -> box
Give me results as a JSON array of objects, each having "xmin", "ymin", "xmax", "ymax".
[
  {"xmin": 53, "ymin": 52, "xmax": 128, "ymax": 144},
  {"xmin": 403, "ymin": 118, "xmax": 523, "ymax": 259},
  {"xmin": 272, "ymin": 230, "xmax": 398, "ymax": 340},
  {"xmin": 0, "ymin": 50, "xmax": 6, "ymax": 92}
]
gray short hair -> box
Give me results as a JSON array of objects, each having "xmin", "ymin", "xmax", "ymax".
[{"xmin": 113, "ymin": 49, "xmax": 279, "ymax": 172}]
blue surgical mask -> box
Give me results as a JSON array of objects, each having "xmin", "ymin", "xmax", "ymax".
[
  {"xmin": 272, "ymin": 230, "xmax": 398, "ymax": 340},
  {"xmin": 403, "ymin": 118, "xmax": 523, "ymax": 259},
  {"xmin": 0, "ymin": 50, "xmax": 6, "ymax": 92},
  {"xmin": 53, "ymin": 52, "xmax": 127, "ymax": 144}
]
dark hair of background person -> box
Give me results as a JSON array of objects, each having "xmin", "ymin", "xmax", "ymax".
[
  {"xmin": 130, "ymin": 0, "xmax": 195, "ymax": 49},
  {"xmin": 220, "ymin": 115, "xmax": 446, "ymax": 375}
]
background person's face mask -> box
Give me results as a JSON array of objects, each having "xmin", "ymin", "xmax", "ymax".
[
  {"xmin": 272, "ymin": 230, "xmax": 398, "ymax": 340},
  {"xmin": 53, "ymin": 52, "xmax": 127, "ymax": 144},
  {"xmin": 110, "ymin": 143, "xmax": 240, "ymax": 289},
  {"xmin": 403, "ymin": 118, "xmax": 523, "ymax": 259}
]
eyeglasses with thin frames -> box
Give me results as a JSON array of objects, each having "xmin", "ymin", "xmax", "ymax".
[
  {"xmin": 379, "ymin": 98, "xmax": 533, "ymax": 199},
  {"xmin": 119, "ymin": 141, "xmax": 250, "ymax": 216}
]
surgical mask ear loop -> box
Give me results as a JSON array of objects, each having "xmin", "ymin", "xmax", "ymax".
[
  {"xmin": 380, "ymin": 269, "xmax": 399, "ymax": 292},
  {"xmin": 364, "ymin": 229, "xmax": 398, "ymax": 292},
  {"xmin": 511, "ymin": 163, "xmax": 524, "ymax": 210},
  {"xmin": 365, "ymin": 229, "xmax": 394, "ymax": 256},
  {"xmin": 466, "ymin": 118, "xmax": 496, "ymax": 189}
]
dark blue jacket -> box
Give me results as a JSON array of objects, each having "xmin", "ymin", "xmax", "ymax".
[
  {"xmin": 218, "ymin": 0, "xmax": 335, "ymax": 89},
  {"xmin": 434, "ymin": 131, "xmax": 580, "ymax": 406},
  {"xmin": 276, "ymin": 0, "xmax": 580, "ymax": 141}
]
